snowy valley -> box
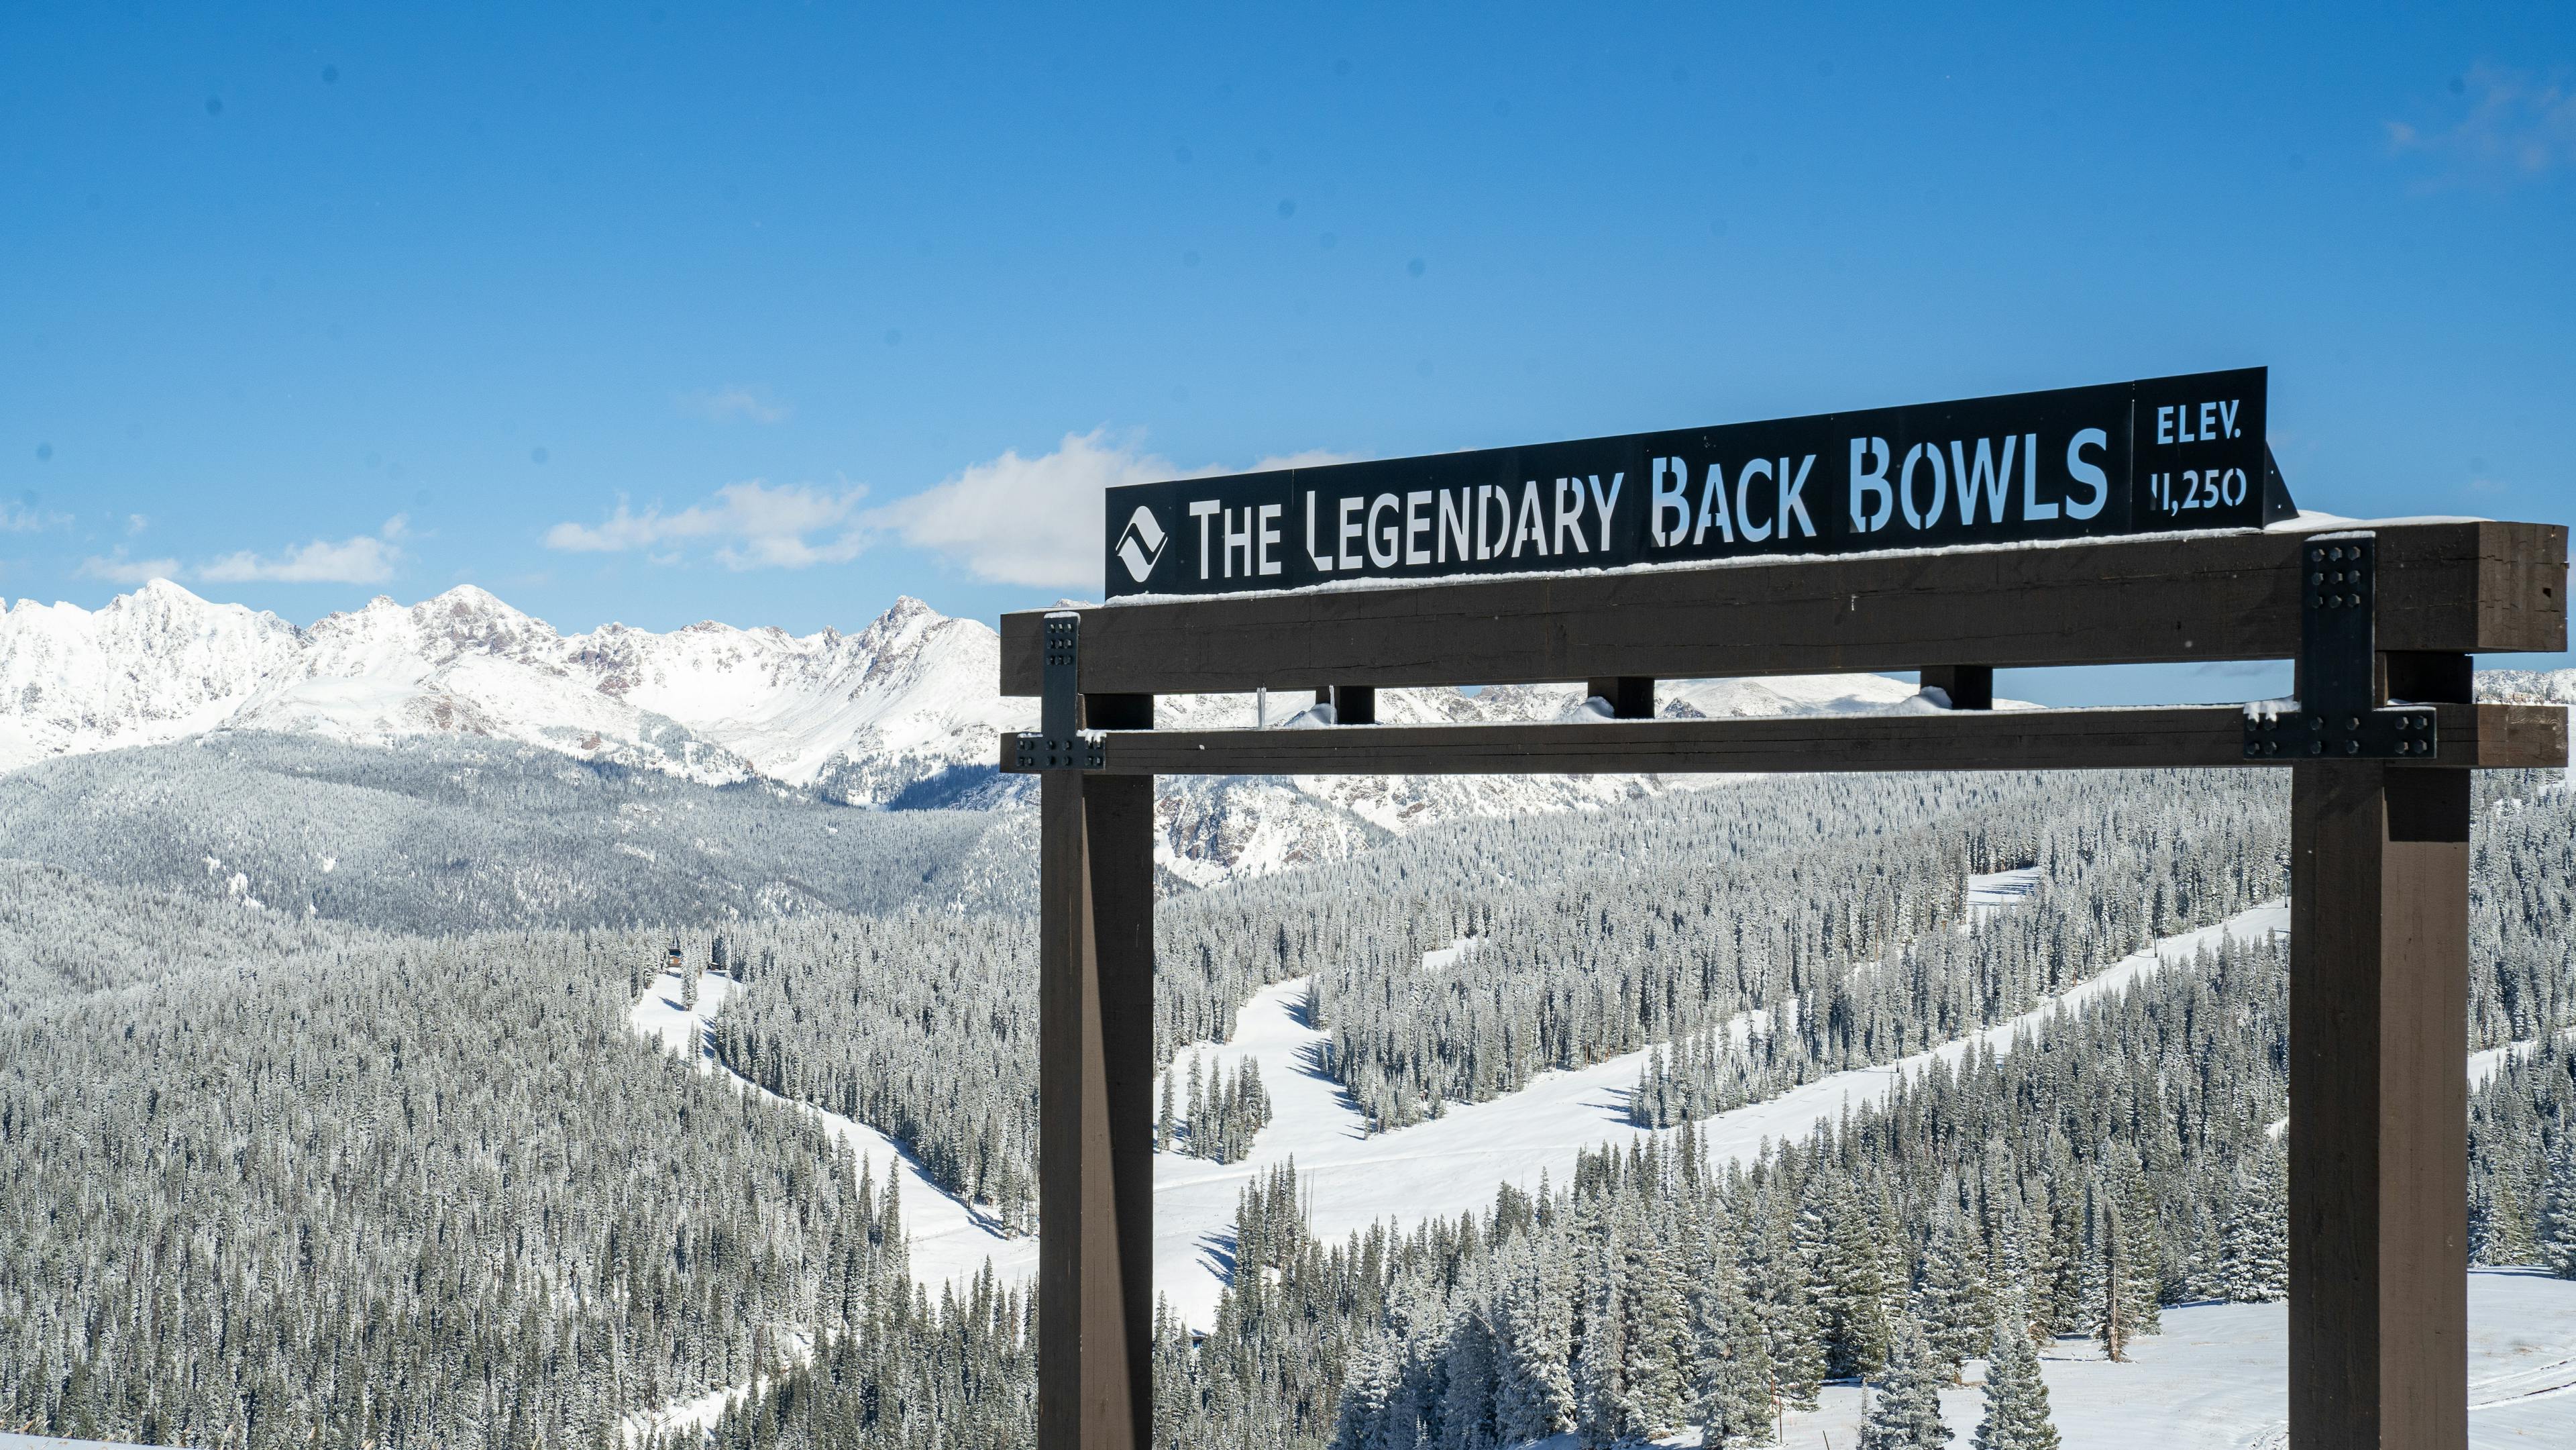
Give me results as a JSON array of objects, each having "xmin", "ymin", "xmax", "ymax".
[{"xmin": 0, "ymin": 584, "xmax": 2571, "ymax": 1450}]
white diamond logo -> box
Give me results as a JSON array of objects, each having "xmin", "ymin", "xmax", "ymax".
[{"xmin": 1114, "ymin": 506, "xmax": 1167, "ymax": 583}]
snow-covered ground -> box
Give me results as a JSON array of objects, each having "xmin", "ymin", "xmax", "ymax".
[
  {"xmin": 1586, "ymin": 1268, "xmax": 2576, "ymax": 1449},
  {"xmin": 1967, "ymin": 866, "xmax": 2043, "ymax": 909},
  {"xmin": 1147, "ymin": 902, "xmax": 2291, "ymax": 1329},
  {"xmin": 628, "ymin": 967, "xmax": 1039, "ymax": 1294},
  {"xmin": 2469, "ymin": 1026, "xmax": 2576, "ymax": 1087},
  {"xmin": 616, "ymin": 1328, "xmax": 814, "ymax": 1449}
]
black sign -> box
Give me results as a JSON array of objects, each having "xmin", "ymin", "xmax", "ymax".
[{"xmin": 1102, "ymin": 368, "xmax": 2290, "ymax": 599}]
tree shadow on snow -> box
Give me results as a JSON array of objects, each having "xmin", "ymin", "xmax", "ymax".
[
  {"xmin": 1197, "ymin": 1226, "xmax": 1239, "ymax": 1282},
  {"xmin": 1289, "ymin": 1037, "xmax": 1377, "ymax": 1143}
]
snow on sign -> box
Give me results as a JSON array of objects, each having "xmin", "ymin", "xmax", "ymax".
[{"xmin": 1102, "ymin": 367, "xmax": 2290, "ymax": 599}]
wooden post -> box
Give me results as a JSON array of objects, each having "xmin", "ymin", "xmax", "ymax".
[
  {"xmin": 1585, "ymin": 676, "xmax": 1656, "ymax": 719},
  {"xmin": 2288, "ymin": 652, "xmax": 2471, "ymax": 1446},
  {"xmin": 1919, "ymin": 665, "xmax": 1994, "ymax": 711},
  {"xmin": 1038, "ymin": 726, "xmax": 1156, "ymax": 1450}
]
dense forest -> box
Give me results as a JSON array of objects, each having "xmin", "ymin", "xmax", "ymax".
[
  {"xmin": 710, "ymin": 770, "xmax": 2289, "ymax": 1216},
  {"xmin": 0, "ymin": 735, "xmax": 2570, "ymax": 1447},
  {"xmin": 0, "ymin": 733, "xmax": 1036, "ymax": 929}
]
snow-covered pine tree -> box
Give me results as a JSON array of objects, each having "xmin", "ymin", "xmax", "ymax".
[
  {"xmin": 1695, "ymin": 1251, "xmax": 1777, "ymax": 1449},
  {"xmin": 2111, "ymin": 1147, "xmax": 2165, "ymax": 1338},
  {"xmin": 2216, "ymin": 1144, "xmax": 2289, "ymax": 1302},
  {"xmin": 1817, "ymin": 1169, "xmax": 1896, "ymax": 1376},
  {"xmin": 1440, "ymin": 1300, "xmax": 1502, "ymax": 1450},
  {"xmin": 1617, "ymin": 1209, "xmax": 1695, "ymax": 1435},
  {"xmin": 1493, "ymin": 1247, "xmax": 1577, "ymax": 1443},
  {"xmin": 1973, "ymin": 1295, "xmax": 2062, "ymax": 1450},
  {"xmin": 1748, "ymin": 1192, "xmax": 1826, "ymax": 1410},
  {"xmin": 1916, "ymin": 1192, "xmax": 1989, "ymax": 1376},
  {"xmin": 2540, "ymin": 1130, "xmax": 2576, "ymax": 1279},
  {"xmin": 1572, "ymin": 1214, "xmax": 1631, "ymax": 1448},
  {"xmin": 1157, "ymin": 1069, "xmax": 1175, "ymax": 1154},
  {"xmin": 1858, "ymin": 1316, "xmax": 1949, "ymax": 1450},
  {"xmin": 1333, "ymin": 1333, "xmax": 1397, "ymax": 1450},
  {"xmin": 2091, "ymin": 1161, "xmax": 2161, "ymax": 1359}
]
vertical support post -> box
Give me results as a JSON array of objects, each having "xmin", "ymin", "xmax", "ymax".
[
  {"xmin": 2288, "ymin": 652, "xmax": 2470, "ymax": 1448},
  {"xmin": 1585, "ymin": 676, "xmax": 1657, "ymax": 719},
  {"xmin": 1038, "ymin": 697, "xmax": 1156, "ymax": 1450},
  {"xmin": 1325, "ymin": 684, "xmax": 1376, "ymax": 725},
  {"xmin": 1919, "ymin": 664, "xmax": 1994, "ymax": 710}
]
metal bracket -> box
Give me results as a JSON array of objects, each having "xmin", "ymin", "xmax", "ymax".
[
  {"xmin": 1015, "ymin": 612, "xmax": 1106, "ymax": 771},
  {"xmin": 2241, "ymin": 533, "xmax": 2440, "ymax": 761}
]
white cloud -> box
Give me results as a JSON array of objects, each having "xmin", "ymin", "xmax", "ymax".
[
  {"xmin": 197, "ymin": 517, "xmax": 406, "ymax": 584},
  {"xmin": 870, "ymin": 430, "xmax": 1356, "ymax": 591},
  {"xmin": 0, "ymin": 503, "xmax": 71, "ymax": 532},
  {"xmin": 544, "ymin": 481, "xmax": 867, "ymax": 570},
  {"xmin": 78, "ymin": 550, "xmax": 183, "ymax": 585},
  {"xmin": 125, "ymin": 513, "xmax": 149, "ymax": 535},
  {"xmin": 677, "ymin": 384, "xmax": 793, "ymax": 425},
  {"xmin": 2388, "ymin": 65, "xmax": 2576, "ymax": 181}
]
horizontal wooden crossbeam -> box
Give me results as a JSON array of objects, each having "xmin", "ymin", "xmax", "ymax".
[
  {"xmin": 1001, "ymin": 520, "xmax": 2566, "ymax": 696},
  {"xmin": 1000, "ymin": 702, "xmax": 2567, "ymax": 777}
]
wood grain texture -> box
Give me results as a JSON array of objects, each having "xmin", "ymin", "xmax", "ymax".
[
  {"xmin": 1002, "ymin": 520, "xmax": 2567, "ymax": 696},
  {"xmin": 1037, "ymin": 772, "xmax": 1155, "ymax": 1450},
  {"xmin": 1001, "ymin": 703, "xmax": 2564, "ymax": 777},
  {"xmin": 2288, "ymin": 764, "xmax": 2471, "ymax": 1450}
]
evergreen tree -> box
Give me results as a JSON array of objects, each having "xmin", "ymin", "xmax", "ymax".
[
  {"xmin": 1973, "ymin": 1296, "xmax": 2062, "ymax": 1450},
  {"xmin": 1573, "ymin": 1218, "xmax": 1630, "ymax": 1449},
  {"xmin": 1617, "ymin": 1212, "xmax": 1695, "ymax": 1435},
  {"xmin": 1915, "ymin": 1194, "xmax": 1989, "ymax": 1376},
  {"xmin": 2092, "ymin": 1168, "xmax": 2160, "ymax": 1360},
  {"xmin": 1493, "ymin": 1250, "xmax": 1577, "ymax": 1443},
  {"xmin": 1858, "ymin": 1317, "xmax": 1949, "ymax": 1450},
  {"xmin": 2540, "ymin": 1131, "xmax": 2576, "ymax": 1279},
  {"xmin": 2216, "ymin": 1146, "xmax": 2289, "ymax": 1302},
  {"xmin": 1695, "ymin": 1253, "xmax": 1777, "ymax": 1449},
  {"xmin": 1439, "ymin": 1303, "xmax": 1501, "ymax": 1450}
]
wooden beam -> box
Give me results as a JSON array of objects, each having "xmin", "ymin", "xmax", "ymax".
[
  {"xmin": 2289, "ymin": 762, "xmax": 2471, "ymax": 1449},
  {"xmin": 1038, "ymin": 769, "xmax": 1156, "ymax": 1450},
  {"xmin": 999, "ymin": 703, "xmax": 2564, "ymax": 778},
  {"xmin": 1001, "ymin": 520, "xmax": 2565, "ymax": 696}
]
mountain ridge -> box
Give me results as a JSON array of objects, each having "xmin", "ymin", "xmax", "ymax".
[
  {"xmin": 0, "ymin": 580, "xmax": 1020, "ymax": 805},
  {"xmin": 29, "ymin": 582, "xmax": 2554, "ymax": 881}
]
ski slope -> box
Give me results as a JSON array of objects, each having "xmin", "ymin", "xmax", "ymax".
[
  {"xmin": 626, "ymin": 896, "xmax": 2291, "ymax": 1327},
  {"xmin": 628, "ymin": 966, "xmax": 1040, "ymax": 1294},
  {"xmin": 2470, "ymin": 1025, "xmax": 2576, "ymax": 1087},
  {"xmin": 1148, "ymin": 900, "xmax": 2291, "ymax": 1329}
]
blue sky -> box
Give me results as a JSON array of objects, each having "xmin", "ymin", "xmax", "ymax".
[{"xmin": 4, "ymin": 2, "xmax": 2570, "ymax": 703}]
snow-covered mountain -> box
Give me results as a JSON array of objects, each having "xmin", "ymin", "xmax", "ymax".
[
  {"xmin": 0, "ymin": 580, "xmax": 1019, "ymax": 802},
  {"xmin": 0, "ymin": 581, "xmax": 1941, "ymax": 880}
]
